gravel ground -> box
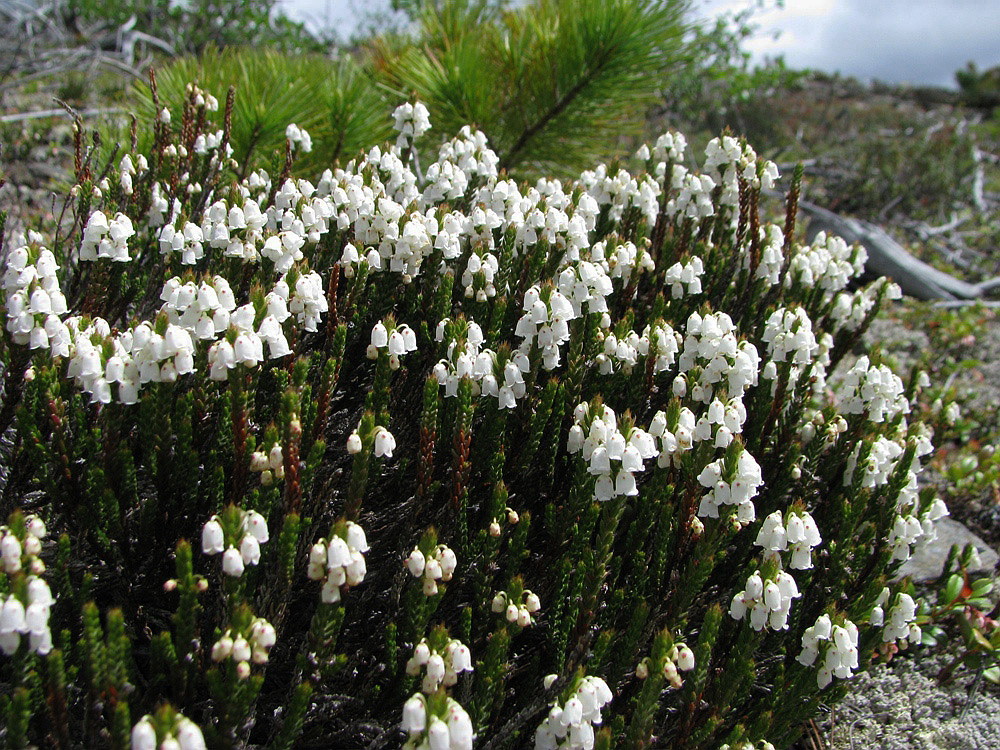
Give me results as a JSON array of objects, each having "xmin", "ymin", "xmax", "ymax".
[{"xmin": 826, "ymin": 653, "xmax": 1000, "ymax": 749}]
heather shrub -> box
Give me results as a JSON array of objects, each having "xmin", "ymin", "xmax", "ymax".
[{"xmin": 0, "ymin": 82, "xmax": 951, "ymax": 750}]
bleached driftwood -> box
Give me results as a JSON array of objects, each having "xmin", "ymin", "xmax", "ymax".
[{"xmin": 798, "ymin": 199, "xmax": 1000, "ymax": 301}]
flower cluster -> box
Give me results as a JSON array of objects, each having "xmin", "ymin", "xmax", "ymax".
[
  {"xmin": 844, "ymin": 436, "xmax": 903, "ymax": 489},
  {"xmin": 754, "ymin": 510, "xmax": 822, "ymax": 570},
  {"xmin": 664, "ymin": 257, "xmax": 704, "ymax": 299},
  {"xmin": 158, "ymin": 221, "xmax": 207, "ymax": 265},
  {"xmin": 285, "ymin": 122, "xmax": 313, "ymax": 153},
  {"xmin": 118, "ymin": 153, "xmax": 147, "ymax": 194},
  {"xmin": 636, "ymin": 642, "xmax": 695, "ymax": 688},
  {"xmin": 748, "ymin": 224, "xmax": 785, "ymax": 285},
  {"xmin": 461, "ymin": 250, "xmax": 499, "ymax": 300},
  {"xmin": 307, "ymin": 522, "xmax": 369, "ymax": 603},
  {"xmin": 646, "ymin": 406, "xmax": 689, "ymax": 467},
  {"xmin": 872, "ymin": 590, "xmax": 921, "ymax": 646},
  {"xmin": 636, "ymin": 129, "xmax": 687, "ymax": 170},
  {"xmin": 595, "ymin": 330, "xmax": 641, "ymax": 375},
  {"xmin": 1, "ymin": 515, "xmax": 46, "ymax": 575},
  {"xmin": 80, "ymin": 210, "xmax": 135, "ymax": 262},
  {"xmin": 250, "ymin": 442, "xmax": 286, "ymax": 485},
  {"xmin": 578, "ymin": 164, "xmax": 658, "ymax": 226},
  {"xmin": 556, "ymin": 260, "xmax": 613, "ymax": 318},
  {"xmin": 703, "ymin": 135, "xmax": 778, "ymax": 206},
  {"xmin": 405, "ymin": 542, "xmax": 458, "ymax": 596},
  {"xmin": 534, "ymin": 674, "xmax": 613, "ymax": 750},
  {"xmin": 0, "ymin": 514, "xmax": 52, "ymax": 657},
  {"xmin": 645, "ymin": 323, "xmax": 682, "ymax": 374},
  {"xmin": 405, "ymin": 636, "xmax": 473, "ymax": 693},
  {"xmin": 201, "ymin": 507, "xmax": 270, "ymax": 578},
  {"xmin": 601, "ymin": 239, "xmax": 654, "ymax": 285},
  {"xmin": 211, "ymin": 616, "xmax": 277, "ymax": 676},
  {"xmin": 131, "ymin": 709, "xmax": 206, "ymax": 750},
  {"xmin": 796, "ymin": 614, "xmax": 860, "ymax": 688},
  {"xmin": 677, "ymin": 311, "xmax": 760, "ymax": 403},
  {"xmin": 492, "ymin": 587, "xmax": 541, "ymax": 627},
  {"xmin": 2, "ymin": 233, "xmax": 69, "ymax": 352},
  {"xmin": 0, "ymin": 576, "xmax": 54, "ymax": 656},
  {"xmin": 212, "ymin": 617, "xmax": 277, "ymax": 679},
  {"xmin": 339, "ymin": 241, "xmax": 382, "ymax": 277},
  {"xmin": 730, "ymin": 569, "xmax": 801, "ymax": 631},
  {"xmin": 515, "ymin": 285, "xmax": 576, "ymax": 370},
  {"xmin": 788, "ymin": 231, "xmax": 866, "ymax": 293},
  {"xmin": 346, "ymin": 422, "xmax": 397, "ymax": 458},
  {"xmin": 401, "ymin": 693, "xmax": 474, "ymax": 750},
  {"xmin": 696, "ymin": 442, "xmax": 764, "ymax": 524},
  {"xmin": 160, "ymin": 276, "xmax": 238, "ymax": 341},
  {"xmin": 595, "ymin": 324, "xmax": 676, "ymax": 377},
  {"xmin": 432, "ymin": 319, "xmax": 529, "ymax": 409},
  {"xmin": 567, "ymin": 402, "xmax": 657, "ymax": 501},
  {"xmin": 887, "ymin": 495, "xmax": 949, "ymax": 562},
  {"xmin": 368, "ymin": 319, "xmax": 418, "ymax": 364},
  {"xmin": 831, "ymin": 280, "xmax": 902, "ymax": 332},
  {"xmin": 836, "ymin": 355, "xmax": 909, "ymax": 423},
  {"xmin": 392, "ymin": 101, "xmax": 431, "ymax": 150},
  {"xmin": 192, "ymin": 128, "xmax": 227, "ymax": 156},
  {"xmin": 668, "ymin": 166, "xmax": 716, "ymax": 220},
  {"xmin": 761, "ymin": 306, "xmax": 819, "ymax": 387}
]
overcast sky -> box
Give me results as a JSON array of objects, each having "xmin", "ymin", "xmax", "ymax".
[{"xmin": 281, "ymin": 0, "xmax": 1000, "ymax": 89}]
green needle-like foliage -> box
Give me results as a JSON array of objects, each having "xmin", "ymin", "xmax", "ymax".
[
  {"xmin": 114, "ymin": 1, "xmax": 690, "ymax": 180},
  {"xmin": 377, "ymin": 0, "xmax": 690, "ymax": 176},
  {"xmin": 117, "ymin": 48, "xmax": 393, "ymax": 176}
]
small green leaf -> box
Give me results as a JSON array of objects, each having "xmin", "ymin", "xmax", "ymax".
[
  {"xmin": 971, "ymin": 578, "xmax": 993, "ymax": 597},
  {"xmin": 971, "ymin": 628, "xmax": 994, "ymax": 651},
  {"xmin": 944, "ymin": 573, "xmax": 963, "ymax": 603}
]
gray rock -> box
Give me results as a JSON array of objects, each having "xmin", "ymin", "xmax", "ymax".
[{"xmin": 897, "ymin": 518, "xmax": 999, "ymax": 582}]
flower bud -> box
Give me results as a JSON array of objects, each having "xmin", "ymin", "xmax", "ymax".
[
  {"xmin": 404, "ymin": 548, "xmax": 425, "ymax": 577},
  {"xmin": 212, "ymin": 635, "xmax": 234, "ymax": 662},
  {"xmin": 222, "ymin": 546, "xmax": 245, "ymax": 577},
  {"xmin": 131, "ymin": 719, "xmax": 156, "ymax": 750},
  {"xmin": 516, "ymin": 607, "xmax": 532, "ymax": 627},
  {"xmin": 346, "ymin": 432, "xmax": 362, "ymax": 454},
  {"xmin": 676, "ymin": 645, "xmax": 695, "ymax": 671},
  {"xmin": 201, "ymin": 519, "xmax": 224, "ymax": 555}
]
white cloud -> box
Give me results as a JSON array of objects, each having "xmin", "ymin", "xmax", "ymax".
[{"xmin": 700, "ymin": 0, "xmax": 1000, "ymax": 88}]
